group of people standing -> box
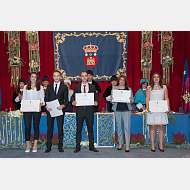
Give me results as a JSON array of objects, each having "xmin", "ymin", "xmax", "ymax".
[{"xmin": 12, "ymin": 70, "xmax": 170, "ymax": 153}]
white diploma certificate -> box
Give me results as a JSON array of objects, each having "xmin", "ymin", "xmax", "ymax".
[
  {"xmin": 46, "ymin": 99, "xmax": 63, "ymax": 117},
  {"xmin": 20, "ymin": 100, "xmax": 40, "ymax": 112},
  {"xmin": 149, "ymin": 100, "xmax": 168, "ymax": 112},
  {"xmin": 112, "ymin": 90, "xmax": 131, "ymax": 103},
  {"xmin": 75, "ymin": 93, "xmax": 94, "ymax": 106},
  {"xmin": 136, "ymin": 103, "xmax": 143, "ymax": 109}
]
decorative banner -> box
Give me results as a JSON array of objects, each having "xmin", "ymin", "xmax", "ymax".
[
  {"xmin": 141, "ymin": 31, "xmax": 153, "ymax": 82},
  {"xmin": 182, "ymin": 59, "xmax": 190, "ymax": 114},
  {"xmin": 97, "ymin": 113, "xmax": 115, "ymax": 147},
  {"xmin": 53, "ymin": 31, "xmax": 128, "ymax": 81},
  {"xmin": 4, "ymin": 31, "xmax": 25, "ymax": 88},
  {"xmin": 26, "ymin": 31, "xmax": 40, "ymax": 73},
  {"xmin": 158, "ymin": 31, "xmax": 174, "ymax": 85}
]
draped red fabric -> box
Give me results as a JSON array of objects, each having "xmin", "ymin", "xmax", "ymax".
[{"xmin": 0, "ymin": 31, "xmax": 190, "ymax": 112}]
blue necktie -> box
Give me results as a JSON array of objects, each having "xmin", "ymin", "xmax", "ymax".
[{"xmin": 55, "ymin": 84, "xmax": 57, "ymax": 95}]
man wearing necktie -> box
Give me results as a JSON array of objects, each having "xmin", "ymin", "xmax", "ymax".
[
  {"xmin": 45, "ymin": 70, "xmax": 68, "ymax": 153},
  {"xmin": 71, "ymin": 71, "xmax": 99, "ymax": 153}
]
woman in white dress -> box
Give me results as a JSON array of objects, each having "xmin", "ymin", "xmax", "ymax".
[{"xmin": 146, "ymin": 72, "xmax": 170, "ymax": 152}]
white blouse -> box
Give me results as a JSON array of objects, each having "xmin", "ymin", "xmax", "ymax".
[{"xmin": 22, "ymin": 85, "xmax": 44, "ymax": 104}]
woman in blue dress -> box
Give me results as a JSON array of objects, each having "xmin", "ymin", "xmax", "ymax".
[{"xmin": 134, "ymin": 78, "xmax": 149, "ymax": 112}]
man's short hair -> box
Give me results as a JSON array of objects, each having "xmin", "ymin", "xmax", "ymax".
[
  {"xmin": 53, "ymin": 70, "xmax": 61, "ymax": 76},
  {"xmin": 81, "ymin": 71, "xmax": 87, "ymax": 75}
]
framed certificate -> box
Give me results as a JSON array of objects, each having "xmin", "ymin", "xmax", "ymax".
[
  {"xmin": 112, "ymin": 90, "xmax": 131, "ymax": 103},
  {"xmin": 20, "ymin": 100, "xmax": 40, "ymax": 112},
  {"xmin": 149, "ymin": 100, "xmax": 168, "ymax": 112},
  {"xmin": 75, "ymin": 93, "xmax": 94, "ymax": 106}
]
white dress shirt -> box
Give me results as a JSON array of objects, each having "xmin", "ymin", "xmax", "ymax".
[
  {"xmin": 22, "ymin": 85, "xmax": 44, "ymax": 104},
  {"xmin": 54, "ymin": 82, "xmax": 60, "ymax": 94},
  {"xmin": 81, "ymin": 83, "xmax": 89, "ymax": 93}
]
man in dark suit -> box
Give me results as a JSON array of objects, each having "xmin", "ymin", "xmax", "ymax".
[
  {"xmin": 45, "ymin": 70, "xmax": 68, "ymax": 153},
  {"xmin": 71, "ymin": 71, "xmax": 99, "ymax": 153}
]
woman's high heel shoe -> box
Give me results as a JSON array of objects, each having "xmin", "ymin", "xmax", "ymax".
[
  {"xmin": 118, "ymin": 145, "xmax": 123, "ymax": 150},
  {"xmin": 32, "ymin": 145, "xmax": 37, "ymax": 152},
  {"xmin": 25, "ymin": 146, "xmax": 30, "ymax": 153},
  {"xmin": 158, "ymin": 145, "xmax": 164, "ymax": 152}
]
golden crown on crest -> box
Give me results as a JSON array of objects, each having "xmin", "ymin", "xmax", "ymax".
[{"xmin": 83, "ymin": 42, "xmax": 98, "ymax": 53}]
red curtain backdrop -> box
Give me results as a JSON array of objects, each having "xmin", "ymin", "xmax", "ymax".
[{"xmin": 0, "ymin": 31, "xmax": 190, "ymax": 112}]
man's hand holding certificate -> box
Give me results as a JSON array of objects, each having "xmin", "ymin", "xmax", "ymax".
[
  {"xmin": 46, "ymin": 99, "xmax": 63, "ymax": 117},
  {"xmin": 74, "ymin": 93, "xmax": 96, "ymax": 106},
  {"xmin": 112, "ymin": 90, "xmax": 131, "ymax": 103},
  {"xmin": 149, "ymin": 100, "xmax": 168, "ymax": 113}
]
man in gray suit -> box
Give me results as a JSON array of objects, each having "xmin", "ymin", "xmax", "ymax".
[{"xmin": 71, "ymin": 71, "xmax": 99, "ymax": 153}]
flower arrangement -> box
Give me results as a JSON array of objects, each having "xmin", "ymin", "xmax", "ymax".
[
  {"xmin": 158, "ymin": 31, "xmax": 174, "ymax": 85},
  {"xmin": 110, "ymin": 132, "xmax": 145, "ymax": 146},
  {"xmin": 162, "ymin": 55, "xmax": 173, "ymax": 66},
  {"xmin": 172, "ymin": 132, "xmax": 187, "ymax": 145},
  {"xmin": 4, "ymin": 31, "xmax": 25, "ymax": 88},
  {"xmin": 144, "ymin": 42, "xmax": 153, "ymax": 50},
  {"xmin": 9, "ymin": 38, "xmax": 19, "ymax": 47},
  {"xmin": 141, "ymin": 31, "xmax": 153, "ymax": 82},
  {"xmin": 52, "ymin": 133, "xmax": 59, "ymax": 145},
  {"xmin": 163, "ymin": 35, "xmax": 174, "ymax": 46},
  {"xmin": 130, "ymin": 133, "xmax": 145, "ymax": 145},
  {"xmin": 141, "ymin": 58, "xmax": 151, "ymax": 67},
  {"xmin": 29, "ymin": 44, "xmax": 39, "ymax": 50},
  {"xmin": 7, "ymin": 110, "xmax": 23, "ymax": 118},
  {"xmin": 26, "ymin": 31, "xmax": 40, "ymax": 73}
]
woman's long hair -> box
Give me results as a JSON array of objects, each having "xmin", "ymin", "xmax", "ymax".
[
  {"xmin": 150, "ymin": 72, "xmax": 163, "ymax": 90},
  {"xmin": 117, "ymin": 75, "xmax": 129, "ymax": 90},
  {"xmin": 16, "ymin": 85, "xmax": 21, "ymax": 94},
  {"xmin": 26, "ymin": 72, "xmax": 40, "ymax": 91}
]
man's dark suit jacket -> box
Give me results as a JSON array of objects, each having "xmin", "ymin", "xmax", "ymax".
[
  {"xmin": 71, "ymin": 83, "xmax": 99, "ymax": 111},
  {"xmin": 92, "ymin": 80, "xmax": 101, "ymax": 95},
  {"xmin": 45, "ymin": 83, "xmax": 68, "ymax": 112}
]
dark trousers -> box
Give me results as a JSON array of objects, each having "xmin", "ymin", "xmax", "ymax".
[
  {"xmin": 23, "ymin": 112, "xmax": 41, "ymax": 141},
  {"xmin": 76, "ymin": 108, "xmax": 94, "ymax": 149},
  {"xmin": 41, "ymin": 105, "xmax": 46, "ymax": 112},
  {"xmin": 46, "ymin": 112, "xmax": 64, "ymax": 148}
]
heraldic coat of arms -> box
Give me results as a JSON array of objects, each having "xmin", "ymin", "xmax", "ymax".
[{"xmin": 83, "ymin": 43, "xmax": 98, "ymax": 67}]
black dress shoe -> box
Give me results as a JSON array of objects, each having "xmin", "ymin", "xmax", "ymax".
[
  {"xmin": 158, "ymin": 145, "xmax": 164, "ymax": 152},
  {"xmin": 45, "ymin": 147, "xmax": 51, "ymax": 153},
  {"xmin": 74, "ymin": 148, "xmax": 80, "ymax": 153},
  {"xmin": 125, "ymin": 149, "xmax": 130, "ymax": 152},
  {"xmin": 89, "ymin": 147, "xmax": 99, "ymax": 152},
  {"xmin": 58, "ymin": 147, "xmax": 64, "ymax": 152},
  {"xmin": 118, "ymin": 145, "xmax": 123, "ymax": 150}
]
